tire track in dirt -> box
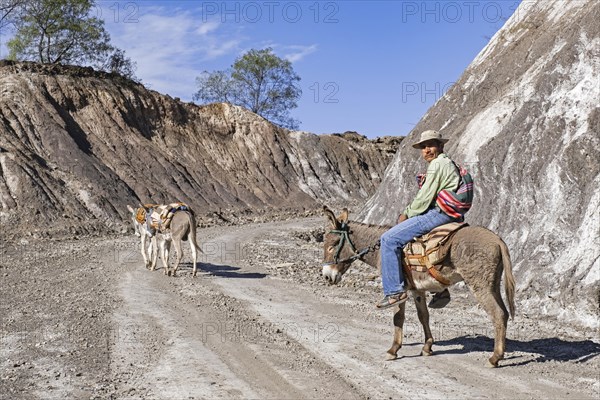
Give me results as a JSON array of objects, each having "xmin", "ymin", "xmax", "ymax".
[
  {"xmin": 112, "ymin": 268, "xmax": 264, "ymax": 399},
  {"xmin": 198, "ymin": 221, "xmax": 466, "ymax": 399},
  {"xmin": 111, "ymin": 224, "xmax": 363, "ymax": 399}
]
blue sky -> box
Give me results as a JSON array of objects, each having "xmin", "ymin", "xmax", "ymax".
[{"xmin": 3, "ymin": 0, "xmax": 523, "ymax": 138}]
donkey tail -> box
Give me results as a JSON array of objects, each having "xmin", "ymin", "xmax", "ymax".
[
  {"xmin": 500, "ymin": 239, "xmax": 516, "ymax": 319},
  {"xmin": 187, "ymin": 211, "xmax": 204, "ymax": 254}
]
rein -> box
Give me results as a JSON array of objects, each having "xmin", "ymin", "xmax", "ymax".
[{"xmin": 323, "ymin": 223, "xmax": 380, "ymax": 266}]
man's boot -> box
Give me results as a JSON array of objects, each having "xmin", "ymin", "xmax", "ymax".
[{"xmin": 428, "ymin": 288, "xmax": 451, "ymax": 308}]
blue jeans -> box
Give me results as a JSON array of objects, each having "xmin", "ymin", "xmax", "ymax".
[{"xmin": 380, "ymin": 208, "xmax": 457, "ymax": 296}]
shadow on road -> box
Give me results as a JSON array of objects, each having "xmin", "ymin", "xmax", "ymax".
[
  {"xmin": 177, "ymin": 262, "xmax": 267, "ymax": 279},
  {"xmin": 433, "ymin": 335, "xmax": 600, "ymax": 366}
]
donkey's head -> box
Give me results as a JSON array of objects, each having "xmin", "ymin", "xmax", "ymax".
[
  {"xmin": 322, "ymin": 206, "xmax": 357, "ymax": 284},
  {"xmin": 126, "ymin": 204, "xmax": 145, "ymax": 237}
]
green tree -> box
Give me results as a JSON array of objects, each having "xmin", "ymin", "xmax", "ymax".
[
  {"xmin": 8, "ymin": 0, "xmax": 110, "ymax": 64},
  {"xmin": 101, "ymin": 48, "xmax": 138, "ymax": 81},
  {"xmin": 194, "ymin": 48, "xmax": 302, "ymax": 129},
  {"xmin": 7, "ymin": 0, "xmax": 137, "ymax": 80}
]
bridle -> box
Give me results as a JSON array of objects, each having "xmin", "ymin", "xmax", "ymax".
[{"xmin": 322, "ymin": 223, "xmax": 380, "ymax": 266}]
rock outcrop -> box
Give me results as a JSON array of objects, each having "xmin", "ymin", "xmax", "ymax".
[
  {"xmin": 0, "ymin": 61, "xmax": 399, "ymax": 239},
  {"xmin": 358, "ymin": 0, "xmax": 599, "ymax": 328}
]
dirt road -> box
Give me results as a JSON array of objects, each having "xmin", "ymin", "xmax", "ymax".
[{"xmin": 1, "ymin": 217, "xmax": 599, "ymax": 399}]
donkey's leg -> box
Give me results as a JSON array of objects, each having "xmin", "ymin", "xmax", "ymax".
[
  {"xmin": 164, "ymin": 241, "xmax": 172, "ymax": 276},
  {"xmin": 190, "ymin": 240, "xmax": 198, "ymax": 277},
  {"xmin": 141, "ymin": 235, "xmax": 150, "ymax": 269},
  {"xmin": 487, "ymin": 286, "xmax": 509, "ymax": 367},
  {"xmin": 414, "ymin": 291, "xmax": 434, "ymax": 356},
  {"xmin": 159, "ymin": 239, "xmax": 170, "ymax": 276},
  {"xmin": 171, "ymin": 239, "xmax": 183, "ymax": 277},
  {"xmin": 463, "ymin": 273, "xmax": 508, "ymax": 367},
  {"xmin": 386, "ymin": 302, "xmax": 406, "ymax": 360},
  {"xmin": 149, "ymin": 236, "xmax": 158, "ymax": 270}
]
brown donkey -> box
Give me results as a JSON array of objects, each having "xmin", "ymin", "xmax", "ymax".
[
  {"xmin": 127, "ymin": 205, "xmax": 202, "ymax": 277},
  {"xmin": 321, "ymin": 206, "xmax": 516, "ymax": 367}
]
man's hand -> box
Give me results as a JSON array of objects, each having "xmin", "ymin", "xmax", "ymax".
[{"xmin": 397, "ymin": 213, "xmax": 408, "ymax": 224}]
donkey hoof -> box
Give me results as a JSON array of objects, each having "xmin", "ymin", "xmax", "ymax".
[
  {"xmin": 385, "ymin": 352, "xmax": 398, "ymax": 361},
  {"xmin": 421, "ymin": 350, "xmax": 433, "ymax": 356},
  {"xmin": 487, "ymin": 353, "xmax": 503, "ymax": 368}
]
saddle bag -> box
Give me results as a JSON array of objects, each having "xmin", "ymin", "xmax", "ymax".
[
  {"xmin": 403, "ymin": 222, "xmax": 468, "ymax": 285},
  {"xmin": 136, "ymin": 202, "xmax": 190, "ymax": 233}
]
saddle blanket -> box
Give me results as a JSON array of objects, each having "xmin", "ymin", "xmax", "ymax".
[
  {"xmin": 135, "ymin": 202, "xmax": 190, "ymax": 234},
  {"xmin": 402, "ymin": 222, "xmax": 468, "ymax": 284}
]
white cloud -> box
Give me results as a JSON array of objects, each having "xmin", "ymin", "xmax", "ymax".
[
  {"xmin": 243, "ymin": 42, "xmax": 318, "ymax": 63},
  {"xmin": 104, "ymin": 6, "xmax": 317, "ymax": 101},
  {"xmin": 105, "ymin": 6, "xmax": 244, "ymax": 100},
  {"xmin": 204, "ymin": 39, "xmax": 240, "ymax": 60},
  {"xmin": 284, "ymin": 44, "xmax": 318, "ymax": 63},
  {"xmin": 196, "ymin": 20, "xmax": 220, "ymax": 36}
]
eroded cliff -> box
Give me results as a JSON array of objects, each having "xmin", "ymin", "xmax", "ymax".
[{"xmin": 0, "ymin": 61, "xmax": 399, "ymax": 238}]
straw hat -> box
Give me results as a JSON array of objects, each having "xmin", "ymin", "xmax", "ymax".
[{"xmin": 411, "ymin": 130, "xmax": 449, "ymax": 149}]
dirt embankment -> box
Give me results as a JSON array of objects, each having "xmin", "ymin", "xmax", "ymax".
[{"xmin": 0, "ymin": 61, "xmax": 400, "ymax": 242}]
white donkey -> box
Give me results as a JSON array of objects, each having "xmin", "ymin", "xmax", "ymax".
[
  {"xmin": 127, "ymin": 204, "xmax": 158, "ymax": 270},
  {"xmin": 127, "ymin": 204, "xmax": 202, "ymax": 277}
]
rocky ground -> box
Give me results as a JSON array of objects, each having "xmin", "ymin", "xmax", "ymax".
[{"xmin": 1, "ymin": 216, "xmax": 599, "ymax": 399}]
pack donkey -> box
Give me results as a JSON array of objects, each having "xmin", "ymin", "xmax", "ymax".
[
  {"xmin": 127, "ymin": 204, "xmax": 202, "ymax": 277},
  {"xmin": 321, "ymin": 206, "xmax": 516, "ymax": 368}
]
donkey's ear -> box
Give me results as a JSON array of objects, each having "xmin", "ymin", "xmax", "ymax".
[
  {"xmin": 338, "ymin": 208, "xmax": 349, "ymax": 224},
  {"xmin": 127, "ymin": 205, "xmax": 134, "ymax": 213},
  {"xmin": 323, "ymin": 206, "xmax": 339, "ymax": 229}
]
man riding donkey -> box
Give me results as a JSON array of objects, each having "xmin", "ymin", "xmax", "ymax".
[{"xmin": 376, "ymin": 129, "xmax": 472, "ymax": 309}]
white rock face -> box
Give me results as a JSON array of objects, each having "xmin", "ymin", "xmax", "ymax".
[{"xmin": 359, "ymin": 0, "xmax": 600, "ymax": 329}]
